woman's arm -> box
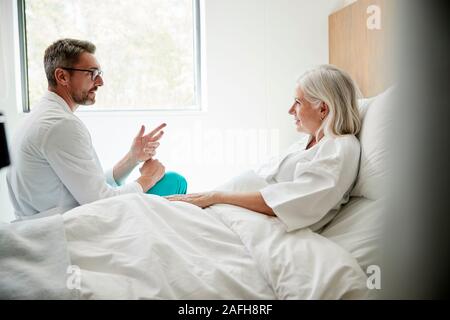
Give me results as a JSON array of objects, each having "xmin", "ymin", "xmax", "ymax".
[{"xmin": 166, "ymin": 191, "xmax": 275, "ymax": 216}]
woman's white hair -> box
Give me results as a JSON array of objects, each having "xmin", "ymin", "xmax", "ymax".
[{"xmin": 297, "ymin": 64, "xmax": 362, "ymax": 138}]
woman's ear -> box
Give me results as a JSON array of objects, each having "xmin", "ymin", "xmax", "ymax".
[{"xmin": 320, "ymin": 102, "xmax": 329, "ymax": 119}]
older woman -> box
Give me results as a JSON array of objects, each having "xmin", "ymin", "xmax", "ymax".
[{"xmin": 167, "ymin": 65, "xmax": 362, "ymax": 232}]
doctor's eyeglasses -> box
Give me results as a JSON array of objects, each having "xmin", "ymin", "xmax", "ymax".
[{"xmin": 61, "ymin": 67, "xmax": 103, "ymax": 81}]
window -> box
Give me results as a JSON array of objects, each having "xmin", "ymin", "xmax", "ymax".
[{"xmin": 18, "ymin": 0, "xmax": 201, "ymax": 112}]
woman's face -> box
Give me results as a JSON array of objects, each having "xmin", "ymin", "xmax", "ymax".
[{"xmin": 288, "ymin": 86, "xmax": 326, "ymax": 135}]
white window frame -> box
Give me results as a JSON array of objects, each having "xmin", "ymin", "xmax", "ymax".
[{"xmin": 17, "ymin": 0, "xmax": 203, "ymax": 113}]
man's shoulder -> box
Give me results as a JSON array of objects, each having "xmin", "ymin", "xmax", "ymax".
[
  {"xmin": 43, "ymin": 116, "xmax": 89, "ymax": 143},
  {"xmin": 28, "ymin": 98, "xmax": 82, "ymax": 132},
  {"xmin": 20, "ymin": 100, "xmax": 86, "ymax": 149}
]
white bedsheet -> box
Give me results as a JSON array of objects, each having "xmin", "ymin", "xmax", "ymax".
[
  {"xmin": 62, "ymin": 193, "xmax": 368, "ymax": 299},
  {"xmin": 0, "ymin": 215, "xmax": 77, "ymax": 299}
]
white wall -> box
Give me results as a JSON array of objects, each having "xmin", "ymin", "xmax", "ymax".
[{"xmin": 0, "ymin": 0, "xmax": 344, "ymax": 222}]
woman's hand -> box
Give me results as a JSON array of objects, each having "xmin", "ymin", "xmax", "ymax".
[
  {"xmin": 166, "ymin": 192, "xmax": 220, "ymax": 208},
  {"xmin": 130, "ymin": 123, "xmax": 166, "ymax": 163},
  {"xmin": 168, "ymin": 191, "xmax": 275, "ymax": 216}
]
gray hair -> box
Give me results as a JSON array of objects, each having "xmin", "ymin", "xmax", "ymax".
[
  {"xmin": 44, "ymin": 39, "xmax": 96, "ymax": 87},
  {"xmin": 297, "ymin": 64, "xmax": 362, "ymax": 137}
]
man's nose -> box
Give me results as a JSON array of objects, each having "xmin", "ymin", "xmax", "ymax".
[{"xmin": 95, "ymin": 75, "xmax": 104, "ymax": 86}]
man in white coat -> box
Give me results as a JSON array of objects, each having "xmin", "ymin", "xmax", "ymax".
[{"xmin": 6, "ymin": 39, "xmax": 172, "ymax": 219}]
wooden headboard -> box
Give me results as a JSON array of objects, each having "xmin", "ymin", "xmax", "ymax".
[{"xmin": 329, "ymin": 0, "xmax": 393, "ymax": 97}]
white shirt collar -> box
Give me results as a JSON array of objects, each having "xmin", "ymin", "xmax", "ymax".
[{"xmin": 43, "ymin": 91, "xmax": 74, "ymax": 114}]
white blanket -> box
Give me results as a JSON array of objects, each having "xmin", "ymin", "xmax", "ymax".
[
  {"xmin": 62, "ymin": 193, "xmax": 368, "ymax": 299},
  {"xmin": 0, "ymin": 215, "xmax": 78, "ymax": 299}
]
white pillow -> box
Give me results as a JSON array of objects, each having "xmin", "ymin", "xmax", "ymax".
[
  {"xmin": 321, "ymin": 197, "xmax": 384, "ymax": 272},
  {"xmin": 351, "ymin": 87, "xmax": 395, "ymax": 200},
  {"xmin": 357, "ymin": 96, "xmax": 376, "ymax": 120}
]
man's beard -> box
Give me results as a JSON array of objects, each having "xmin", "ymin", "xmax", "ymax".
[{"xmin": 71, "ymin": 88, "xmax": 96, "ymax": 105}]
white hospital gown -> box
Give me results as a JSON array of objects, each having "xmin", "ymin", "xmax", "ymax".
[
  {"xmin": 218, "ymin": 134, "xmax": 360, "ymax": 232},
  {"xmin": 257, "ymin": 134, "xmax": 361, "ymax": 232}
]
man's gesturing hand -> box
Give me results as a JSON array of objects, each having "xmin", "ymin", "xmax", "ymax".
[{"xmin": 130, "ymin": 123, "xmax": 166, "ymax": 163}]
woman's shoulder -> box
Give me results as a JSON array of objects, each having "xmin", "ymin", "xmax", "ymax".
[
  {"xmin": 334, "ymin": 134, "xmax": 360, "ymax": 148},
  {"xmin": 318, "ymin": 134, "xmax": 360, "ymax": 157}
]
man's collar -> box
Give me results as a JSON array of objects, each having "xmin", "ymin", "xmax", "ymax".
[{"xmin": 43, "ymin": 91, "xmax": 74, "ymax": 114}]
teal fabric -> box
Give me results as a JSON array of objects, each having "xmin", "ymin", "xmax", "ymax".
[{"xmin": 146, "ymin": 171, "xmax": 187, "ymax": 196}]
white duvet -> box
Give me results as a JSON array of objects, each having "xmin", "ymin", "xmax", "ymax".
[{"xmin": 63, "ymin": 193, "xmax": 368, "ymax": 299}]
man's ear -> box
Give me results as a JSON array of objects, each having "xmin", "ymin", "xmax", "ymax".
[{"xmin": 54, "ymin": 68, "xmax": 70, "ymax": 87}]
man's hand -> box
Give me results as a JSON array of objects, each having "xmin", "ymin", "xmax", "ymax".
[
  {"xmin": 165, "ymin": 192, "xmax": 220, "ymax": 208},
  {"xmin": 140, "ymin": 158, "xmax": 165, "ymax": 179},
  {"xmin": 130, "ymin": 123, "xmax": 166, "ymax": 163},
  {"xmin": 136, "ymin": 159, "xmax": 165, "ymax": 192}
]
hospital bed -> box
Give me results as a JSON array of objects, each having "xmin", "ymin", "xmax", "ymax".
[
  {"xmin": 0, "ymin": 85, "xmax": 394, "ymax": 299},
  {"xmin": 0, "ymin": 0, "xmax": 393, "ymax": 299}
]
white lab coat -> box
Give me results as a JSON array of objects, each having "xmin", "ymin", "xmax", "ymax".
[
  {"xmin": 6, "ymin": 91, "xmax": 143, "ymax": 219},
  {"xmin": 257, "ymin": 134, "xmax": 361, "ymax": 232}
]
